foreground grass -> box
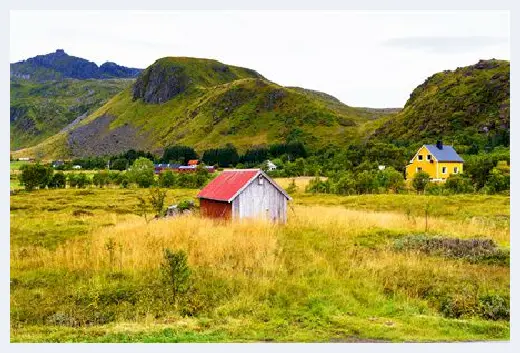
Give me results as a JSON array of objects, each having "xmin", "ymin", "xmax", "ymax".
[{"xmin": 10, "ymin": 186, "xmax": 510, "ymax": 342}]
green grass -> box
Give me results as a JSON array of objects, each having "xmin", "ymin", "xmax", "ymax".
[{"xmin": 10, "ymin": 187, "xmax": 510, "ymax": 342}]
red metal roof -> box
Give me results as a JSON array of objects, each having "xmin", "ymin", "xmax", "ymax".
[{"xmin": 197, "ymin": 170, "xmax": 260, "ymax": 202}]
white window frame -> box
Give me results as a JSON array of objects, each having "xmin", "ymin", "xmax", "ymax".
[
  {"xmin": 427, "ymin": 154, "xmax": 432, "ymax": 161},
  {"xmin": 454, "ymin": 167, "xmax": 459, "ymax": 174},
  {"xmin": 416, "ymin": 167, "xmax": 422, "ymax": 173},
  {"xmin": 418, "ymin": 155, "xmax": 423, "ymax": 161},
  {"xmin": 442, "ymin": 167, "xmax": 447, "ymax": 174}
]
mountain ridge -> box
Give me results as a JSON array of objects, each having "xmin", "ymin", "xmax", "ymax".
[{"xmin": 10, "ymin": 49, "xmax": 142, "ymax": 81}]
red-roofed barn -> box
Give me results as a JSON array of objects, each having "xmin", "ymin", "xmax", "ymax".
[{"xmin": 197, "ymin": 169, "xmax": 291, "ymax": 223}]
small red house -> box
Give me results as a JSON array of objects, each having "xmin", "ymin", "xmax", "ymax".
[{"xmin": 197, "ymin": 169, "xmax": 291, "ymax": 223}]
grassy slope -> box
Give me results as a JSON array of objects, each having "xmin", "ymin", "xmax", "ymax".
[
  {"xmin": 11, "ymin": 78, "xmax": 134, "ymax": 149},
  {"xmin": 10, "ymin": 186, "xmax": 509, "ymax": 342},
  {"xmin": 13, "ymin": 58, "xmax": 395, "ymax": 158},
  {"xmin": 372, "ymin": 59, "xmax": 510, "ymax": 146}
]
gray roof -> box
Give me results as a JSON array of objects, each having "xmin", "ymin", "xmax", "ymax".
[{"xmin": 425, "ymin": 145, "xmax": 464, "ymax": 162}]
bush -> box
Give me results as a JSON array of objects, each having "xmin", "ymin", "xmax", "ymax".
[
  {"xmin": 412, "ymin": 171, "xmax": 430, "ymax": 193},
  {"xmin": 128, "ymin": 157, "xmax": 155, "ymax": 188},
  {"xmin": 149, "ymin": 187, "xmax": 167, "ymax": 217},
  {"xmin": 158, "ymin": 171, "xmax": 176, "ymax": 188},
  {"xmin": 478, "ymin": 294, "xmax": 510, "ymax": 320},
  {"xmin": 286, "ymin": 179, "xmax": 298, "ymax": 194},
  {"xmin": 445, "ymin": 174, "xmax": 474, "ymax": 194},
  {"xmin": 393, "ymin": 235, "xmax": 509, "ymax": 266},
  {"xmin": 92, "ymin": 172, "xmax": 110, "ymax": 188},
  {"xmin": 48, "ymin": 172, "xmax": 66, "ymax": 189},
  {"xmin": 19, "ymin": 163, "xmax": 53, "ymax": 191},
  {"xmin": 110, "ymin": 158, "xmax": 128, "ymax": 171},
  {"xmin": 161, "ymin": 249, "xmax": 191, "ymax": 304}
]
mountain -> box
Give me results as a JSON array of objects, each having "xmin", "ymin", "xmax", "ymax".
[
  {"xmin": 371, "ymin": 59, "xmax": 510, "ymax": 149},
  {"xmin": 10, "ymin": 50, "xmax": 142, "ymax": 149},
  {"xmin": 10, "ymin": 78, "xmax": 134, "ymax": 149},
  {"xmin": 14, "ymin": 58, "xmax": 508, "ymax": 160},
  {"xmin": 10, "ymin": 49, "xmax": 142, "ymax": 81},
  {"xmin": 13, "ymin": 57, "xmax": 395, "ymax": 158}
]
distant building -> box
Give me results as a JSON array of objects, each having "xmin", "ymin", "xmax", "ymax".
[
  {"xmin": 154, "ymin": 163, "xmax": 181, "ymax": 174},
  {"xmin": 266, "ymin": 160, "xmax": 277, "ymax": 171},
  {"xmin": 197, "ymin": 169, "xmax": 291, "ymax": 223},
  {"xmin": 405, "ymin": 140, "xmax": 464, "ymax": 182},
  {"xmin": 187, "ymin": 159, "xmax": 199, "ymax": 166},
  {"xmin": 52, "ymin": 160, "xmax": 64, "ymax": 168}
]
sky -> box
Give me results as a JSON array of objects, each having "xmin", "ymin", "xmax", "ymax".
[{"xmin": 10, "ymin": 10, "xmax": 510, "ymax": 108}]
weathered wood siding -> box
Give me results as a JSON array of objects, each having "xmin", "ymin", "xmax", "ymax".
[
  {"xmin": 232, "ymin": 176, "xmax": 287, "ymax": 223},
  {"xmin": 200, "ymin": 198, "xmax": 232, "ymax": 220}
]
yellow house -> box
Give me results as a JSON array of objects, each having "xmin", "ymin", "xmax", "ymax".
[{"xmin": 405, "ymin": 141, "xmax": 464, "ymax": 182}]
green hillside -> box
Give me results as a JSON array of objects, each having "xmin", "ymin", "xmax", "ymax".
[
  {"xmin": 10, "ymin": 78, "xmax": 134, "ymax": 149},
  {"xmin": 372, "ymin": 59, "xmax": 510, "ymax": 150},
  {"xmin": 13, "ymin": 58, "xmax": 509, "ymax": 160},
  {"xmin": 15, "ymin": 57, "xmax": 392, "ymax": 158}
]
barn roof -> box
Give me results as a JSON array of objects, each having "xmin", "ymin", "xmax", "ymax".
[
  {"xmin": 424, "ymin": 145, "xmax": 464, "ymax": 162},
  {"xmin": 197, "ymin": 169, "xmax": 291, "ymax": 202}
]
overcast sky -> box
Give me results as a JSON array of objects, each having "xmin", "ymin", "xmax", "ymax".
[{"xmin": 10, "ymin": 10, "xmax": 510, "ymax": 108}]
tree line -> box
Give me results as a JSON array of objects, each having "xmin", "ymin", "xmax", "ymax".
[{"xmin": 17, "ymin": 158, "xmax": 214, "ymax": 191}]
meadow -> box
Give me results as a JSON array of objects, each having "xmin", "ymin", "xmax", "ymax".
[{"xmin": 10, "ymin": 179, "xmax": 510, "ymax": 342}]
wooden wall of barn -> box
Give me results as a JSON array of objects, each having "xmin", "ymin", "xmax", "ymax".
[
  {"xmin": 200, "ymin": 198, "xmax": 232, "ymax": 220},
  {"xmin": 232, "ymin": 176, "xmax": 287, "ymax": 223}
]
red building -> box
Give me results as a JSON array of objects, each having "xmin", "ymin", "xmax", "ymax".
[{"xmin": 197, "ymin": 169, "xmax": 291, "ymax": 222}]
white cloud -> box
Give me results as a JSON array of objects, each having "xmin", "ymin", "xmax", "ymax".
[{"xmin": 10, "ymin": 10, "xmax": 510, "ymax": 108}]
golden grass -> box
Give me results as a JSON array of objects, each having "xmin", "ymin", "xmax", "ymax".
[
  {"xmin": 12, "ymin": 214, "xmax": 279, "ymax": 276},
  {"xmin": 289, "ymin": 205, "xmax": 509, "ymax": 244},
  {"xmin": 12, "ymin": 204, "xmax": 509, "ymax": 276}
]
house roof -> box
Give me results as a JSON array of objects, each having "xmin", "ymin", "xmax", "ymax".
[
  {"xmin": 197, "ymin": 169, "xmax": 291, "ymax": 202},
  {"xmin": 424, "ymin": 145, "xmax": 464, "ymax": 162},
  {"xmin": 187, "ymin": 159, "xmax": 199, "ymax": 165}
]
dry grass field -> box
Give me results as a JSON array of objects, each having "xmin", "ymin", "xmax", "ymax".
[{"xmin": 10, "ymin": 178, "xmax": 510, "ymax": 342}]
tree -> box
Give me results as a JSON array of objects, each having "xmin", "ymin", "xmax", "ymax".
[
  {"xmin": 445, "ymin": 174, "xmax": 474, "ymax": 194},
  {"xmin": 485, "ymin": 168, "xmax": 509, "ymax": 194},
  {"xmin": 128, "ymin": 157, "xmax": 155, "ymax": 188},
  {"xmin": 110, "ymin": 158, "xmax": 129, "ymax": 171},
  {"xmin": 48, "ymin": 172, "xmax": 66, "ymax": 189},
  {"xmin": 93, "ymin": 172, "xmax": 110, "ymax": 188},
  {"xmin": 149, "ymin": 187, "xmax": 167, "ymax": 217},
  {"xmin": 19, "ymin": 163, "xmax": 53, "ymax": 191},
  {"xmin": 158, "ymin": 171, "xmax": 177, "ymax": 187},
  {"xmin": 161, "ymin": 145, "xmax": 198, "ymax": 165},
  {"xmin": 161, "ymin": 248, "xmax": 191, "ymax": 304},
  {"xmin": 377, "ymin": 167, "xmax": 405, "ymax": 193},
  {"xmin": 412, "ymin": 171, "xmax": 430, "ymax": 193}
]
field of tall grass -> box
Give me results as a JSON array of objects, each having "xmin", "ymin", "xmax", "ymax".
[{"xmin": 10, "ymin": 180, "xmax": 510, "ymax": 342}]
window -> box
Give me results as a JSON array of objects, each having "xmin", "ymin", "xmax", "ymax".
[
  {"xmin": 418, "ymin": 155, "xmax": 423, "ymax": 161},
  {"xmin": 427, "ymin": 154, "xmax": 432, "ymax": 161},
  {"xmin": 416, "ymin": 167, "xmax": 422, "ymax": 172},
  {"xmin": 454, "ymin": 167, "xmax": 459, "ymax": 174},
  {"xmin": 442, "ymin": 167, "xmax": 447, "ymax": 174}
]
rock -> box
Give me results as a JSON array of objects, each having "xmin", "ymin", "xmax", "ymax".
[{"xmin": 132, "ymin": 64, "xmax": 191, "ymax": 104}]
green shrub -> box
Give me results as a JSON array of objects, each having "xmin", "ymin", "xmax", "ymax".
[
  {"xmin": 478, "ymin": 294, "xmax": 510, "ymax": 320},
  {"xmin": 48, "ymin": 172, "xmax": 66, "ymax": 189},
  {"xmin": 412, "ymin": 171, "xmax": 430, "ymax": 193},
  {"xmin": 128, "ymin": 157, "xmax": 155, "ymax": 188},
  {"xmin": 161, "ymin": 249, "xmax": 191, "ymax": 304},
  {"xmin": 19, "ymin": 163, "xmax": 53, "ymax": 191},
  {"xmin": 445, "ymin": 174, "xmax": 474, "ymax": 194}
]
